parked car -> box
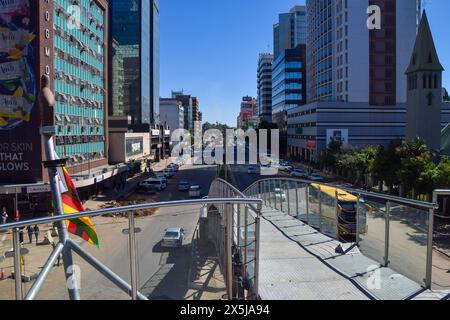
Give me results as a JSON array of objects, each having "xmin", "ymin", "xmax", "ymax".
[
  {"xmin": 178, "ymin": 181, "xmax": 190, "ymax": 191},
  {"xmin": 278, "ymin": 164, "xmax": 293, "ymax": 172},
  {"xmin": 309, "ymin": 173, "xmax": 325, "ymax": 182},
  {"xmin": 155, "ymin": 174, "xmax": 168, "ymax": 185},
  {"xmin": 189, "ymin": 185, "xmax": 202, "ymax": 198},
  {"xmin": 161, "ymin": 227, "xmax": 185, "ymax": 248},
  {"xmin": 291, "ymin": 169, "xmax": 309, "ymax": 178},
  {"xmin": 135, "ymin": 184, "xmax": 158, "ymax": 195},
  {"xmin": 247, "ymin": 166, "xmax": 258, "ymax": 174},
  {"xmin": 140, "ymin": 178, "xmax": 167, "ymax": 191},
  {"xmin": 273, "ymin": 188, "xmax": 287, "ymax": 202},
  {"xmin": 164, "ymin": 167, "xmax": 176, "ymax": 177}
]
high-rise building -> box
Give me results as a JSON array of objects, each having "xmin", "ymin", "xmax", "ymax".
[
  {"xmin": 159, "ymin": 98, "xmax": 184, "ymax": 132},
  {"xmin": 306, "ymin": 0, "xmax": 418, "ymax": 104},
  {"xmin": 238, "ymin": 96, "xmax": 257, "ymax": 129},
  {"xmin": 172, "ymin": 91, "xmax": 201, "ymax": 133},
  {"xmin": 0, "ymin": 0, "xmax": 112, "ymax": 210},
  {"xmin": 109, "ymin": 0, "xmax": 159, "ymax": 126},
  {"xmin": 109, "ymin": 0, "xmax": 162, "ymax": 162},
  {"xmin": 272, "ymin": 46, "xmax": 306, "ymax": 157},
  {"xmin": 273, "ymin": 6, "xmax": 307, "ymax": 58},
  {"xmin": 257, "ymin": 54, "xmax": 274, "ymax": 123}
]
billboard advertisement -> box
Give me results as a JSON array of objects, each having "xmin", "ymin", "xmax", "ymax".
[
  {"xmin": 126, "ymin": 137, "xmax": 144, "ymax": 158},
  {"xmin": 0, "ymin": 0, "xmax": 42, "ymax": 184},
  {"xmin": 326, "ymin": 129, "xmax": 349, "ymax": 146}
]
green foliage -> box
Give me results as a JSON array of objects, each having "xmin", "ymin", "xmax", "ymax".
[
  {"xmin": 202, "ymin": 122, "xmax": 232, "ymax": 134},
  {"xmin": 397, "ymin": 138, "xmax": 435, "ymax": 194}
]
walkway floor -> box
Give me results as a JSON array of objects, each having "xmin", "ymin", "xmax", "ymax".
[{"xmin": 258, "ymin": 206, "xmax": 450, "ymax": 300}]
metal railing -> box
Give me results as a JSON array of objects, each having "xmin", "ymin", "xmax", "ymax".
[
  {"xmin": 244, "ymin": 177, "xmax": 443, "ymax": 289},
  {"xmin": 0, "ymin": 198, "xmax": 261, "ymax": 300},
  {"xmin": 207, "ymin": 179, "xmax": 263, "ymax": 300}
]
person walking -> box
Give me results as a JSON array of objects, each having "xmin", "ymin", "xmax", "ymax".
[
  {"xmin": 27, "ymin": 225, "xmax": 34, "ymax": 244},
  {"xmin": 1, "ymin": 207, "xmax": 8, "ymax": 225},
  {"xmin": 33, "ymin": 225, "xmax": 40, "ymax": 244}
]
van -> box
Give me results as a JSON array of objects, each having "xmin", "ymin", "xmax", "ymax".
[{"xmin": 140, "ymin": 178, "xmax": 167, "ymax": 191}]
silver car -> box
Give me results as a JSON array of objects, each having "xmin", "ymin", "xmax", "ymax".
[{"xmin": 161, "ymin": 227, "xmax": 185, "ymax": 248}]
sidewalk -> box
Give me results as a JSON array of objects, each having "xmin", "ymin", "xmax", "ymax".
[
  {"xmin": 258, "ymin": 206, "xmax": 450, "ymax": 300},
  {"xmin": 186, "ymin": 235, "xmax": 226, "ymax": 300}
]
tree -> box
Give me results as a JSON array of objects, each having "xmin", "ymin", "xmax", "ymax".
[
  {"xmin": 320, "ymin": 140, "xmax": 342, "ymax": 171},
  {"xmin": 397, "ymin": 138, "xmax": 435, "ymax": 198},
  {"xmin": 370, "ymin": 140, "xmax": 402, "ymax": 193},
  {"xmin": 338, "ymin": 146, "xmax": 377, "ymax": 186}
]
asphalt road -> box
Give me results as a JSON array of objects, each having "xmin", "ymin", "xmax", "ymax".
[{"xmin": 32, "ymin": 163, "xmax": 218, "ymax": 300}]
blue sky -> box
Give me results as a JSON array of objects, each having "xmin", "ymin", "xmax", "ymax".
[{"xmin": 159, "ymin": 0, "xmax": 450, "ymax": 127}]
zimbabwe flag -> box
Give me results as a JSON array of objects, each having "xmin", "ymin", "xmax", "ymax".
[{"xmin": 57, "ymin": 166, "xmax": 100, "ymax": 248}]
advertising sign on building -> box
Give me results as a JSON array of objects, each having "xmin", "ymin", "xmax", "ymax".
[
  {"xmin": 126, "ymin": 137, "xmax": 144, "ymax": 158},
  {"xmin": 326, "ymin": 129, "xmax": 349, "ymax": 146},
  {"xmin": 306, "ymin": 139, "xmax": 316, "ymax": 149},
  {"xmin": 0, "ymin": 0, "xmax": 42, "ymax": 184}
]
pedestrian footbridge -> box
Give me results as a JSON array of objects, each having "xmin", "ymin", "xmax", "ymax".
[
  {"xmin": 0, "ymin": 178, "xmax": 448, "ymax": 300},
  {"xmin": 241, "ymin": 178, "xmax": 450, "ymax": 300}
]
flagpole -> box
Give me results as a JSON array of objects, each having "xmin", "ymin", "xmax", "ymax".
[{"xmin": 39, "ymin": 75, "xmax": 80, "ymax": 300}]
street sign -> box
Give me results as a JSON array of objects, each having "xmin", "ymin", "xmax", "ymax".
[
  {"xmin": 122, "ymin": 228, "xmax": 142, "ymax": 235},
  {"xmin": 4, "ymin": 248, "xmax": 30, "ymax": 258}
]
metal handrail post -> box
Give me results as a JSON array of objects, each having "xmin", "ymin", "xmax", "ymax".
[
  {"xmin": 335, "ymin": 190, "xmax": 340, "ymax": 240},
  {"xmin": 295, "ymin": 182, "xmax": 299, "ymax": 219},
  {"xmin": 12, "ymin": 228, "xmax": 22, "ymax": 300},
  {"xmin": 287, "ymin": 182, "xmax": 291, "ymax": 216},
  {"xmin": 305, "ymin": 185, "xmax": 310, "ymax": 224},
  {"xmin": 318, "ymin": 185, "xmax": 323, "ymax": 231},
  {"xmin": 254, "ymin": 214, "xmax": 261, "ymax": 300},
  {"xmin": 425, "ymin": 193, "xmax": 437, "ymax": 289},
  {"xmin": 128, "ymin": 211, "xmax": 138, "ymax": 300},
  {"xmin": 279, "ymin": 180, "xmax": 284, "ymax": 212},
  {"xmin": 356, "ymin": 194, "xmax": 361, "ymax": 246},
  {"xmin": 273, "ymin": 180, "xmax": 277, "ymax": 210},
  {"xmin": 226, "ymin": 203, "xmax": 233, "ymax": 300},
  {"xmin": 384, "ymin": 201, "xmax": 391, "ymax": 267},
  {"xmin": 268, "ymin": 181, "xmax": 272, "ymax": 208},
  {"xmin": 243, "ymin": 205, "xmax": 248, "ymax": 296}
]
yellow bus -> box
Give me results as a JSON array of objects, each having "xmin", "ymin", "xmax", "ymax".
[{"xmin": 310, "ymin": 184, "xmax": 358, "ymax": 238}]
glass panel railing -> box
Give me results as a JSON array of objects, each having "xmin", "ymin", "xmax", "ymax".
[
  {"xmin": 388, "ymin": 203, "xmax": 429, "ymax": 287},
  {"xmin": 307, "ymin": 185, "xmax": 321, "ymax": 229},
  {"xmin": 296, "ymin": 183, "xmax": 308, "ymax": 222},
  {"xmin": 243, "ymin": 208, "xmax": 257, "ymax": 294},
  {"xmin": 358, "ymin": 198, "xmax": 386, "ymax": 265},
  {"xmin": 320, "ymin": 189, "xmax": 338, "ymax": 239}
]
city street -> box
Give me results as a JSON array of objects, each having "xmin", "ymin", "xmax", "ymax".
[{"xmin": 0, "ymin": 163, "xmax": 220, "ymax": 300}]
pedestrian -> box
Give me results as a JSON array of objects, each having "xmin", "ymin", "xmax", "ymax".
[
  {"xmin": 19, "ymin": 227, "xmax": 24, "ymax": 244},
  {"xmin": 1, "ymin": 207, "xmax": 7, "ymax": 225},
  {"xmin": 33, "ymin": 225, "xmax": 40, "ymax": 244},
  {"xmin": 27, "ymin": 225, "xmax": 33, "ymax": 244}
]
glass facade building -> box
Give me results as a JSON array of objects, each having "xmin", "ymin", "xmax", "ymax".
[
  {"xmin": 272, "ymin": 46, "xmax": 306, "ymax": 157},
  {"xmin": 53, "ymin": 0, "xmax": 107, "ymax": 167},
  {"xmin": 110, "ymin": 0, "xmax": 159, "ymax": 126},
  {"xmin": 306, "ymin": 0, "xmax": 333, "ymax": 102}
]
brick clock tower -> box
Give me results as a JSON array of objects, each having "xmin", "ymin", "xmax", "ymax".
[{"xmin": 405, "ymin": 11, "xmax": 444, "ymax": 151}]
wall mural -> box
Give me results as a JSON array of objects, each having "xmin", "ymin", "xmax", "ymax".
[{"xmin": 0, "ymin": 0, "xmax": 36, "ymax": 131}]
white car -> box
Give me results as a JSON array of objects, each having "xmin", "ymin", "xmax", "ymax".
[
  {"xmin": 161, "ymin": 227, "xmax": 185, "ymax": 248},
  {"xmin": 273, "ymin": 188, "xmax": 287, "ymax": 201},
  {"xmin": 189, "ymin": 185, "xmax": 202, "ymax": 198},
  {"xmin": 141, "ymin": 178, "xmax": 166, "ymax": 191},
  {"xmin": 291, "ymin": 169, "xmax": 309, "ymax": 178}
]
